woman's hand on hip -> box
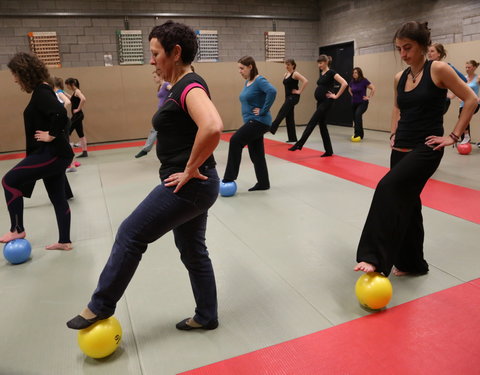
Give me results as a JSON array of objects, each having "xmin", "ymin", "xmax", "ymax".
[
  {"xmin": 252, "ymin": 107, "xmax": 260, "ymax": 116},
  {"xmin": 425, "ymin": 135, "xmax": 454, "ymax": 150},
  {"xmin": 165, "ymin": 169, "xmax": 208, "ymax": 193},
  {"xmin": 35, "ymin": 130, "xmax": 55, "ymax": 142}
]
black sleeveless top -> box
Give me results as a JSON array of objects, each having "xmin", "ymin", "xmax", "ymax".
[
  {"xmin": 153, "ymin": 72, "xmax": 216, "ymax": 180},
  {"xmin": 395, "ymin": 60, "xmax": 447, "ymax": 148},
  {"xmin": 70, "ymin": 92, "xmax": 81, "ymax": 115},
  {"xmin": 315, "ymin": 69, "xmax": 336, "ymax": 103},
  {"xmin": 283, "ymin": 73, "xmax": 299, "ymax": 97}
]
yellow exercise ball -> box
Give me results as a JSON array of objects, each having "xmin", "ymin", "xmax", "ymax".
[
  {"xmin": 355, "ymin": 272, "xmax": 393, "ymax": 310},
  {"xmin": 78, "ymin": 316, "xmax": 122, "ymax": 358}
]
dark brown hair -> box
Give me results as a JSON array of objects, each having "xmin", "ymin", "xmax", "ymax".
[
  {"xmin": 7, "ymin": 52, "xmax": 50, "ymax": 93},
  {"xmin": 285, "ymin": 58, "xmax": 296, "ymax": 70},
  {"xmin": 65, "ymin": 77, "xmax": 80, "ymax": 89},
  {"xmin": 317, "ymin": 54, "xmax": 332, "ymax": 67},
  {"xmin": 431, "ymin": 43, "xmax": 447, "ymax": 60},
  {"xmin": 393, "ymin": 21, "xmax": 431, "ymax": 53},
  {"xmin": 352, "ymin": 67, "xmax": 365, "ymax": 82},
  {"xmin": 149, "ymin": 21, "xmax": 198, "ymax": 64},
  {"xmin": 466, "ymin": 60, "xmax": 479, "ymax": 68},
  {"xmin": 238, "ymin": 55, "xmax": 258, "ymax": 80}
]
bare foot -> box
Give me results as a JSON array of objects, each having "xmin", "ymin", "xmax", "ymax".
[
  {"xmin": 185, "ymin": 318, "xmax": 202, "ymax": 328},
  {"xmin": 0, "ymin": 231, "xmax": 26, "ymax": 243},
  {"xmin": 392, "ymin": 266, "xmax": 409, "ymax": 276},
  {"xmin": 354, "ymin": 261, "xmax": 376, "ymax": 273},
  {"xmin": 80, "ymin": 307, "xmax": 97, "ymax": 320},
  {"xmin": 45, "ymin": 242, "xmax": 73, "ymax": 251}
]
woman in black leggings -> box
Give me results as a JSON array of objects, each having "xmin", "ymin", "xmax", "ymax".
[
  {"xmin": 289, "ymin": 55, "xmax": 347, "ymax": 157},
  {"xmin": 65, "ymin": 78, "xmax": 88, "ymax": 158},
  {"xmin": 1, "ymin": 53, "xmax": 74, "ymax": 250}
]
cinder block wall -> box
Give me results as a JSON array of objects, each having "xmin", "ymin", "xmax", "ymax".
[
  {"xmin": 0, "ymin": 0, "xmax": 319, "ymax": 69},
  {"xmin": 317, "ymin": 0, "xmax": 480, "ymax": 55}
]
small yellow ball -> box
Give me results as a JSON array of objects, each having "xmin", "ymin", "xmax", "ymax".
[
  {"xmin": 78, "ymin": 316, "xmax": 122, "ymax": 358},
  {"xmin": 351, "ymin": 136, "xmax": 362, "ymax": 142},
  {"xmin": 355, "ymin": 272, "xmax": 393, "ymax": 310}
]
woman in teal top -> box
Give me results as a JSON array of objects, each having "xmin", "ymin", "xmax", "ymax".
[
  {"xmin": 223, "ymin": 56, "xmax": 277, "ymax": 191},
  {"xmin": 458, "ymin": 60, "xmax": 480, "ymax": 144}
]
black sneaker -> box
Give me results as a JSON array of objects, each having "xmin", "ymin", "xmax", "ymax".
[{"xmin": 135, "ymin": 150, "xmax": 148, "ymax": 158}]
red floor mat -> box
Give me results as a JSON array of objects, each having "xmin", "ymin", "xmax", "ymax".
[{"xmin": 180, "ymin": 279, "xmax": 480, "ymax": 375}]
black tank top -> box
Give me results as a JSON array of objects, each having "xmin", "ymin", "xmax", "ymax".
[
  {"xmin": 395, "ymin": 60, "xmax": 446, "ymax": 148},
  {"xmin": 70, "ymin": 92, "xmax": 81, "ymax": 115},
  {"xmin": 283, "ymin": 73, "xmax": 299, "ymax": 97},
  {"xmin": 153, "ymin": 72, "xmax": 216, "ymax": 179},
  {"xmin": 315, "ymin": 69, "xmax": 336, "ymax": 103}
]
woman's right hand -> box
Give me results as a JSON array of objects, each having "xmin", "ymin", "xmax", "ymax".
[{"xmin": 389, "ymin": 134, "xmax": 395, "ymax": 148}]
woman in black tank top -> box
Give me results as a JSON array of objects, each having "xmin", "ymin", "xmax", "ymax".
[
  {"xmin": 65, "ymin": 78, "xmax": 88, "ymax": 158},
  {"xmin": 355, "ymin": 21, "xmax": 477, "ymax": 277},
  {"xmin": 270, "ymin": 59, "xmax": 309, "ymax": 142}
]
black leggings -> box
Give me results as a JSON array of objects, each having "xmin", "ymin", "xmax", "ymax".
[
  {"xmin": 458, "ymin": 105, "xmax": 479, "ymax": 135},
  {"xmin": 2, "ymin": 149, "xmax": 72, "ymax": 243},
  {"xmin": 70, "ymin": 112, "xmax": 85, "ymax": 138},
  {"xmin": 352, "ymin": 101, "xmax": 369, "ymax": 139},
  {"xmin": 223, "ymin": 120, "xmax": 270, "ymax": 186},
  {"xmin": 270, "ymin": 95, "xmax": 300, "ymax": 141},
  {"xmin": 296, "ymin": 99, "xmax": 334, "ymax": 154},
  {"xmin": 356, "ymin": 144, "xmax": 443, "ymax": 276}
]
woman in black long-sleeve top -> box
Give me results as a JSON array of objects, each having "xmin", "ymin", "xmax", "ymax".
[{"xmin": 1, "ymin": 53, "xmax": 74, "ymax": 250}]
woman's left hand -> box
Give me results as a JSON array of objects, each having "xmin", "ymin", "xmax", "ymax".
[
  {"xmin": 35, "ymin": 130, "xmax": 55, "ymax": 142},
  {"xmin": 326, "ymin": 91, "xmax": 337, "ymax": 99},
  {"xmin": 164, "ymin": 169, "xmax": 208, "ymax": 193},
  {"xmin": 252, "ymin": 107, "xmax": 260, "ymax": 116},
  {"xmin": 425, "ymin": 135, "xmax": 454, "ymax": 150}
]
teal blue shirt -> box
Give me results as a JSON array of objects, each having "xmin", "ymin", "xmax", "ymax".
[{"xmin": 239, "ymin": 75, "xmax": 277, "ymax": 125}]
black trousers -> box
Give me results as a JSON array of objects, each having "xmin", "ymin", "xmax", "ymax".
[
  {"xmin": 270, "ymin": 95, "xmax": 300, "ymax": 141},
  {"xmin": 356, "ymin": 144, "xmax": 444, "ymax": 276},
  {"xmin": 223, "ymin": 120, "xmax": 270, "ymax": 187},
  {"xmin": 297, "ymin": 99, "xmax": 333, "ymax": 154},
  {"xmin": 352, "ymin": 101, "xmax": 369, "ymax": 139}
]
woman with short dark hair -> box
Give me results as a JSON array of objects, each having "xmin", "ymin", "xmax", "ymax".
[
  {"xmin": 1, "ymin": 52, "xmax": 74, "ymax": 250},
  {"xmin": 67, "ymin": 21, "xmax": 223, "ymax": 331},
  {"xmin": 349, "ymin": 67, "xmax": 375, "ymax": 140}
]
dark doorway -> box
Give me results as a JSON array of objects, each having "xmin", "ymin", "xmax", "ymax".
[{"xmin": 319, "ymin": 42, "xmax": 354, "ymax": 126}]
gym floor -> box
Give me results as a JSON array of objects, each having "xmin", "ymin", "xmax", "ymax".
[{"xmin": 0, "ymin": 125, "xmax": 478, "ymax": 375}]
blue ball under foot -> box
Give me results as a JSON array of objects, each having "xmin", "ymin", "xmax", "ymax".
[
  {"xmin": 219, "ymin": 181, "xmax": 237, "ymax": 197},
  {"xmin": 3, "ymin": 238, "xmax": 32, "ymax": 264}
]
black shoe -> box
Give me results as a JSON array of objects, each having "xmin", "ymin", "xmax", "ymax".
[
  {"xmin": 66, "ymin": 314, "xmax": 110, "ymax": 330},
  {"xmin": 77, "ymin": 151, "xmax": 88, "ymax": 158},
  {"xmin": 320, "ymin": 152, "xmax": 333, "ymax": 157},
  {"xmin": 288, "ymin": 143, "xmax": 302, "ymax": 151},
  {"xmin": 248, "ymin": 183, "xmax": 270, "ymax": 191},
  {"xmin": 176, "ymin": 318, "xmax": 219, "ymax": 331},
  {"xmin": 286, "ymin": 139, "xmax": 297, "ymax": 143},
  {"xmin": 135, "ymin": 150, "xmax": 148, "ymax": 158}
]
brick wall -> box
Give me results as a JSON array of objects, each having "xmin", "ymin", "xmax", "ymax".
[
  {"xmin": 317, "ymin": 0, "xmax": 480, "ymax": 55},
  {"xmin": 0, "ymin": 0, "xmax": 319, "ymax": 69}
]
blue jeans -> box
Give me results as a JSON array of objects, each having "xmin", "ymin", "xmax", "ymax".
[{"xmin": 89, "ymin": 167, "xmax": 220, "ymax": 326}]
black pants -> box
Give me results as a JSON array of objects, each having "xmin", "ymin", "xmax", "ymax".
[
  {"xmin": 223, "ymin": 120, "xmax": 270, "ymax": 187},
  {"xmin": 458, "ymin": 104, "xmax": 480, "ymax": 135},
  {"xmin": 70, "ymin": 111, "xmax": 85, "ymax": 138},
  {"xmin": 356, "ymin": 144, "xmax": 444, "ymax": 276},
  {"xmin": 297, "ymin": 99, "xmax": 333, "ymax": 154},
  {"xmin": 2, "ymin": 149, "xmax": 73, "ymax": 243},
  {"xmin": 352, "ymin": 101, "xmax": 369, "ymax": 139},
  {"xmin": 270, "ymin": 95, "xmax": 299, "ymax": 141}
]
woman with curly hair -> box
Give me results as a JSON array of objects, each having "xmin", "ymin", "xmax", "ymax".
[{"xmin": 1, "ymin": 52, "xmax": 74, "ymax": 250}]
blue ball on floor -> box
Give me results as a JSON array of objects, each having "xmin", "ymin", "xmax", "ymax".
[
  {"xmin": 3, "ymin": 239, "xmax": 32, "ymax": 264},
  {"xmin": 219, "ymin": 181, "xmax": 237, "ymax": 197}
]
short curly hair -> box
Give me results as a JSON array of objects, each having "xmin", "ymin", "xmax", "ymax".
[
  {"xmin": 8, "ymin": 52, "xmax": 50, "ymax": 93},
  {"xmin": 148, "ymin": 21, "xmax": 198, "ymax": 64}
]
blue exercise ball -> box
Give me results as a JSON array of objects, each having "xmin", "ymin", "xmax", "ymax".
[
  {"xmin": 219, "ymin": 181, "xmax": 237, "ymax": 197},
  {"xmin": 3, "ymin": 239, "xmax": 32, "ymax": 264}
]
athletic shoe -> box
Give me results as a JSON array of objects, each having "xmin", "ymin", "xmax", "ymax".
[
  {"xmin": 66, "ymin": 167, "xmax": 77, "ymax": 173},
  {"xmin": 460, "ymin": 135, "xmax": 471, "ymax": 144}
]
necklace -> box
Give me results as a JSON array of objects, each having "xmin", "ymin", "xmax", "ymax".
[{"xmin": 409, "ymin": 61, "xmax": 426, "ymax": 83}]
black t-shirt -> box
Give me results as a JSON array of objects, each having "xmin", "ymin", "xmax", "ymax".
[
  {"xmin": 395, "ymin": 60, "xmax": 447, "ymax": 148},
  {"xmin": 153, "ymin": 72, "xmax": 216, "ymax": 180},
  {"xmin": 315, "ymin": 69, "xmax": 336, "ymax": 102},
  {"xmin": 23, "ymin": 84, "xmax": 73, "ymax": 159}
]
